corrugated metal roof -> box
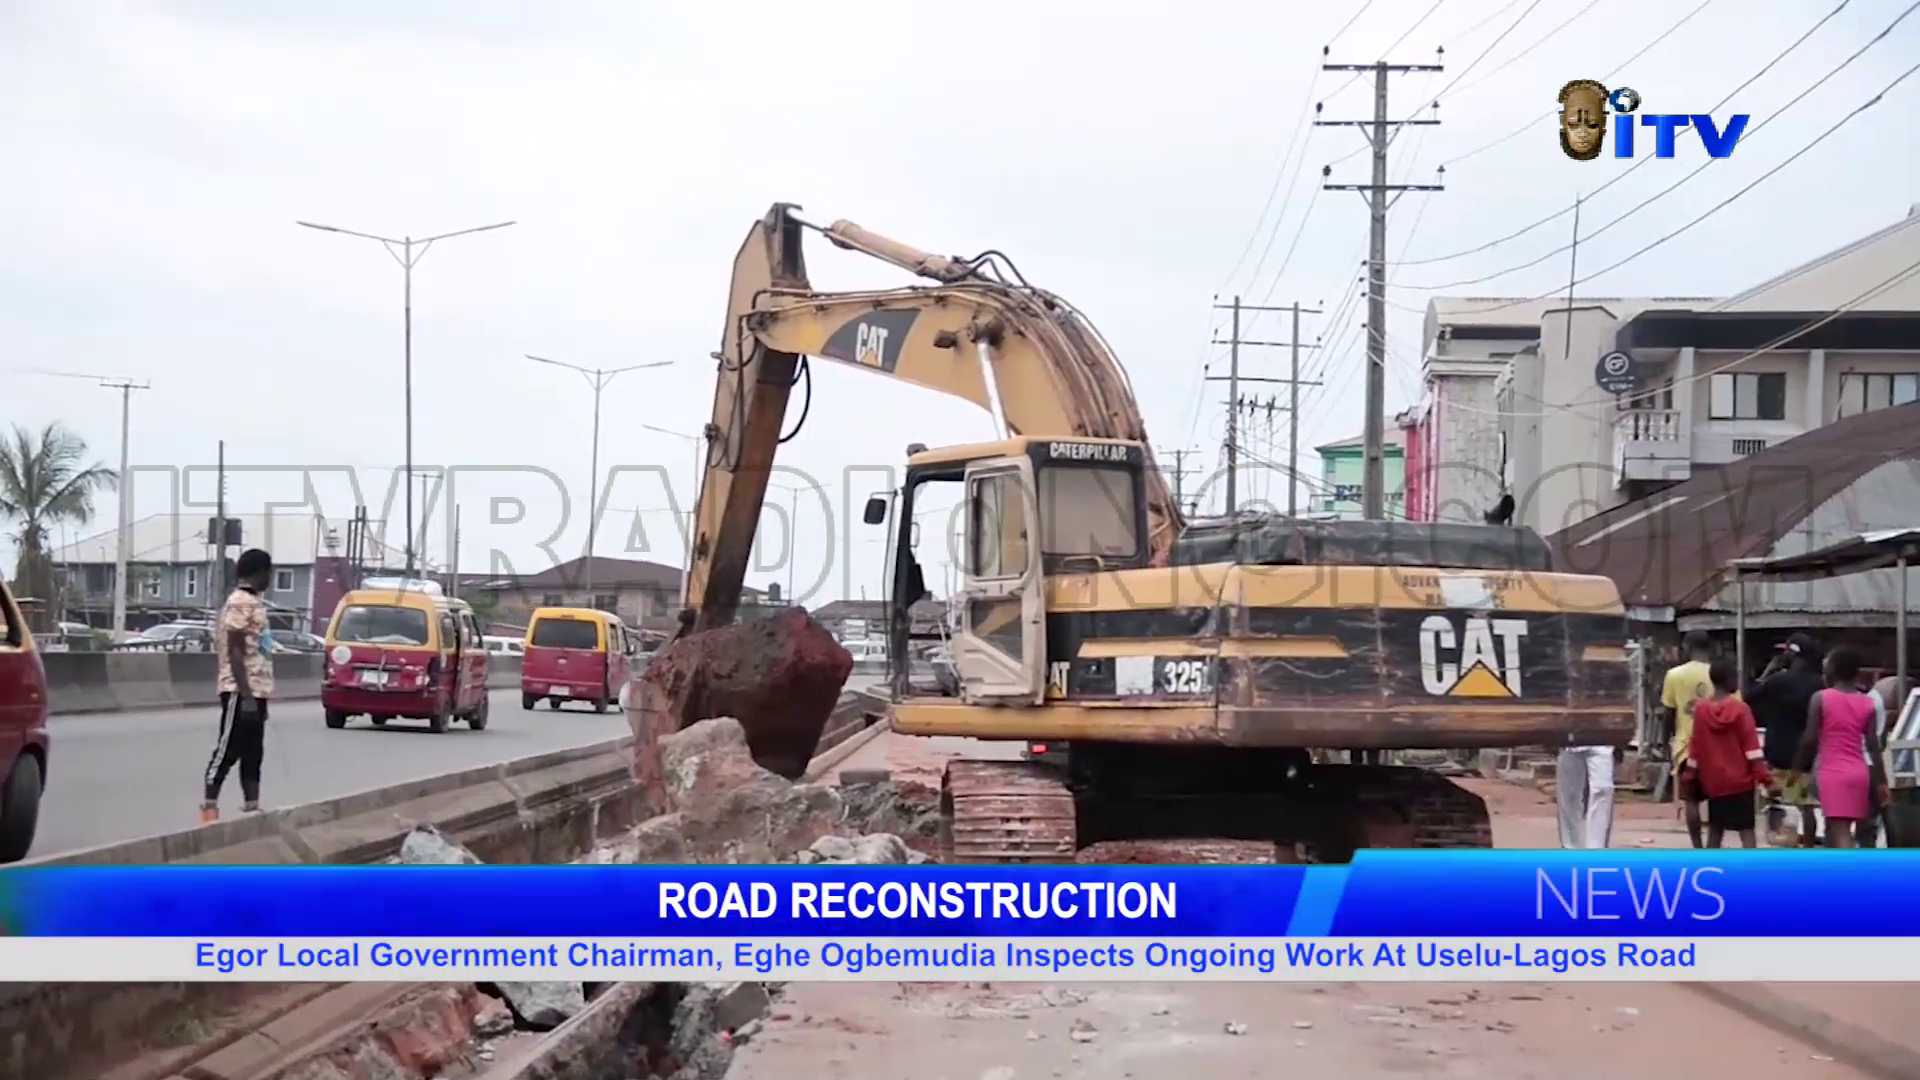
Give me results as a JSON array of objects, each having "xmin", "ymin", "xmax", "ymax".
[{"xmin": 1550, "ymin": 403, "xmax": 1920, "ymax": 611}]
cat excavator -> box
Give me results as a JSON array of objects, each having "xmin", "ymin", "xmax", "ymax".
[{"xmin": 667, "ymin": 202, "xmax": 1635, "ymax": 862}]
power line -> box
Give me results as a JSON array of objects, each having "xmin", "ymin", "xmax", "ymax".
[
  {"xmin": 1461, "ymin": 55, "xmax": 1920, "ymax": 316},
  {"xmin": 1438, "ymin": 0, "xmax": 1714, "ymax": 170},
  {"xmin": 1322, "ymin": 0, "xmax": 1451, "ymax": 103},
  {"xmin": 1390, "ymin": 0, "xmax": 1851, "ymax": 268},
  {"xmin": 1398, "ymin": 0, "xmax": 1919, "ymax": 293},
  {"xmin": 1316, "ymin": 59, "xmax": 1443, "ymax": 520},
  {"xmin": 1206, "ymin": 297, "xmax": 1325, "ymax": 514}
]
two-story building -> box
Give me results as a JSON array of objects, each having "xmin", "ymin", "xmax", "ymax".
[
  {"xmin": 46, "ymin": 513, "xmax": 409, "ymax": 633},
  {"xmin": 1311, "ymin": 430, "xmax": 1406, "ymax": 518},
  {"xmin": 1404, "ymin": 202, "xmax": 1920, "ymax": 535}
]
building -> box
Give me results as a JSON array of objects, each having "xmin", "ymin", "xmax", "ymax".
[
  {"xmin": 466, "ymin": 556, "xmax": 771, "ymax": 636},
  {"xmin": 809, "ymin": 598, "xmax": 949, "ymax": 640},
  {"xmin": 1405, "ymin": 202, "xmax": 1920, "ymax": 535},
  {"xmin": 1311, "ymin": 430, "xmax": 1406, "ymax": 518},
  {"xmin": 45, "ymin": 513, "xmax": 408, "ymax": 633}
]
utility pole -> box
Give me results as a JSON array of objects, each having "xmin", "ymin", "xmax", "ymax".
[
  {"xmin": 213, "ymin": 440, "xmax": 227, "ymax": 604},
  {"xmin": 1317, "ymin": 56, "xmax": 1443, "ymax": 520},
  {"xmin": 450, "ymin": 506, "xmax": 462, "ymax": 599},
  {"xmin": 1159, "ymin": 447, "xmax": 1199, "ymax": 516},
  {"xmin": 102, "ymin": 378, "xmax": 149, "ymax": 638},
  {"xmin": 1206, "ymin": 296, "xmax": 1323, "ymax": 515}
]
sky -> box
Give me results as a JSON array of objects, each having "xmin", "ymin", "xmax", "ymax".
[{"xmin": 4, "ymin": 0, "xmax": 1916, "ymax": 606}]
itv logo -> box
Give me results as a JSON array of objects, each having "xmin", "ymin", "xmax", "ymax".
[{"xmin": 1557, "ymin": 80, "xmax": 1750, "ymax": 161}]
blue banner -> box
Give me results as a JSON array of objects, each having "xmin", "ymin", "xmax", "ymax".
[{"xmin": 2, "ymin": 852, "xmax": 1909, "ymax": 938}]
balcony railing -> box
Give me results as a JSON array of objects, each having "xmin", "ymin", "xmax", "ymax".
[{"xmin": 1613, "ymin": 408, "xmax": 1681, "ymax": 443}]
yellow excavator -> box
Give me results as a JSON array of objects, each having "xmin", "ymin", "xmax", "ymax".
[{"xmin": 669, "ymin": 202, "xmax": 1634, "ymax": 862}]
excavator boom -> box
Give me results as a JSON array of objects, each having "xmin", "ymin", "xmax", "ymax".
[{"xmin": 678, "ymin": 203, "xmax": 1182, "ymax": 636}]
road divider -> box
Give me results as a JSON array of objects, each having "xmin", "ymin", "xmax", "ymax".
[{"xmin": 42, "ymin": 653, "xmax": 527, "ymax": 715}]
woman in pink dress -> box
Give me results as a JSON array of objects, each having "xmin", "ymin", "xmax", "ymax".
[{"xmin": 1796, "ymin": 647, "xmax": 1889, "ymax": 848}]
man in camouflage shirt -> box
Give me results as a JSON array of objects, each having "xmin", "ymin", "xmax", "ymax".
[{"xmin": 201, "ymin": 548, "xmax": 276, "ymax": 822}]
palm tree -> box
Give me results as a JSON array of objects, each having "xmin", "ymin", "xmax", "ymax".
[{"xmin": 0, "ymin": 423, "xmax": 118, "ymax": 601}]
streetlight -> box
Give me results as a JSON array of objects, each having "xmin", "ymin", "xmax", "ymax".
[
  {"xmin": 297, "ymin": 217, "xmax": 516, "ymax": 576},
  {"xmin": 764, "ymin": 480, "xmax": 810, "ymax": 604},
  {"xmin": 526, "ymin": 355, "xmax": 673, "ymax": 598},
  {"xmin": 640, "ymin": 423, "xmax": 708, "ymax": 607},
  {"xmin": 16, "ymin": 368, "xmax": 150, "ymax": 637}
]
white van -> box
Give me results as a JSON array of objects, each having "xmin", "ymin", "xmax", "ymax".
[{"xmin": 482, "ymin": 635, "xmax": 525, "ymax": 657}]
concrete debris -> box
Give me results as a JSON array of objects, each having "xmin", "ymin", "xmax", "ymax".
[
  {"xmin": 667, "ymin": 982, "xmax": 776, "ymax": 1080},
  {"xmin": 709, "ymin": 982, "xmax": 775, "ymax": 1032},
  {"xmin": 654, "ymin": 717, "xmax": 845, "ymax": 862},
  {"xmin": 839, "ymin": 771, "xmax": 944, "ymax": 855},
  {"xmin": 494, "ymin": 981, "xmax": 588, "ymax": 1031},
  {"xmin": 395, "ymin": 825, "xmax": 482, "ymax": 865},
  {"xmin": 472, "ymin": 994, "xmax": 516, "ymax": 1038},
  {"xmin": 1223, "ymin": 1021, "xmax": 1248, "ymax": 1036},
  {"xmin": 807, "ymin": 834, "xmax": 857, "ymax": 862},
  {"xmin": 851, "ymin": 833, "xmax": 910, "ymax": 865},
  {"xmin": 1068, "ymin": 1018, "xmax": 1098, "ymax": 1043}
]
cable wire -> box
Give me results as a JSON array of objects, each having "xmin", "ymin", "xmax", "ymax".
[
  {"xmin": 1388, "ymin": 0, "xmax": 1851, "ymax": 267},
  {"xmin": 1398, "ymin": 0, "xmax": 1918, "ymax": 293},
  {"xmin": 1461, "ymin": 56, "xmax": 1920, "ymax": 316}
]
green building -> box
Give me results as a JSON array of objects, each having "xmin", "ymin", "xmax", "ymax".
[{"xmin": 1313, "ymin": 431, "xmax": 1406, "ymax": 519}]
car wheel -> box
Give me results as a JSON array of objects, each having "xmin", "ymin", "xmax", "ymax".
[
  {"xmin": 0, "ymin": 754, "xmax": 44, "ymax": 864},
  {"xmin": 549, "ymin": 698, "xmax": 563, "ymax": 710},
  {"xmin": 522, "ymin": 693, "xmax": 537, "ymax": 711},
  {"xmin": 592, "ymin": 694, "xmax": 609, "ymax": 714},
  {"xmin": 371, "ymin": 715, "xmax": 389, "ymax": 727},
  {"xmin": 325, "ymin": 709, "xmax": 348, "ymax": 730},
  {"xmin": 468, "ymin": 694, "xmax": 491, "ymax": 731},
  {"xmin": 428, "ymin": 708, "xmax": 450, "ymax": 734}
]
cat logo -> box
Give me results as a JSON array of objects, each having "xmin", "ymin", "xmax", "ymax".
[
  {"xmin": 1419, "ymin": 615, "xmax": 1528, "ymax": 698},
  {"xmin": 1047, "ymin": 661, "xmax": 1070, "ymax": 699},
  {"xmin": 853, "ymin": 323, "xmax": 890, "ymax": 368}
]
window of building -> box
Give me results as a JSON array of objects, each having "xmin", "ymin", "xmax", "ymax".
[
  {"xmin": 592, "ymin": 593, "xmax": 618, "ymax": 612},
  {"xmin": 142, "ymin": 575, "xmax": 161, "ymax": 599},
  {"xmin": 274, "ymin": 569, "xmax": 295, "ymax": 594},
  {"xmin": 1837, "ymin": 372, "xmax": 1920, "ymax": 417},
  {"xmin": 541, "ymin": 593, "xmax": 564, "ymax": 607},
  {"xmin": 183, "ymin": 567, "xmax": 199, "ymax": 599},
  {"xmin": 1707, "ymin": 372, "xmax": 1786, "ymax": 421},
  {"xmin": 968, "ymin": 471, "xmax": 1030, "ymax": 579}
]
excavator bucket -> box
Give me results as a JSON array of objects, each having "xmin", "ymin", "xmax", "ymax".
[{"xmin": 629, "ymin": 608, "xmax": 853, "ymax": 804}]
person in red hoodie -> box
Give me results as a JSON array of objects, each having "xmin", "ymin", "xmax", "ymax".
[{"xmin": 1683, "ymin": 658, "xmax": 1781, "ymax": 848}]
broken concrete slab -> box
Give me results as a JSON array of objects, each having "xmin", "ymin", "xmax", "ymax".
[
  {"xmin": 492, "ymin": 982, "xmax": 587, "ymax": 1032},
  {"xmin": 656, "ymin": 718, "xmax": 844, "ymax": 862}
]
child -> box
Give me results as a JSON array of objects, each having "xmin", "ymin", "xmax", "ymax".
[{"xmin": 1683, "ymin": 658, "xmax": 1779, "ymax": 848}]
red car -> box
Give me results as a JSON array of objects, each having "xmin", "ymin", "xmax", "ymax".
[{"xmin": 0, "ymin": 580, "xmax": 50, "ymax": 863}]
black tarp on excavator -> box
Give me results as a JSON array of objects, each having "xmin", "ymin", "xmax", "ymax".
[{"xmin": 1171, "ymin": 517, "xmax": 1554, "ymax": 573}]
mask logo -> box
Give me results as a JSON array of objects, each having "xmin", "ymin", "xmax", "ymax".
[{"xmin": 1558, "ymin": 79, "xmax": 1608, "ymax": 161}]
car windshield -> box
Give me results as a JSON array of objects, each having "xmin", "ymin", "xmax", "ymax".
[
  {"xmin": 531, "ymin": 618, "xmax": 600, "ymax": 650},
  {"xmin": 141, "ymin": 625, "xmax": 183, "ymax": 639},
  {"xmin": 333, "ymin": 605, "xmax": 431, "ymax": 647}
]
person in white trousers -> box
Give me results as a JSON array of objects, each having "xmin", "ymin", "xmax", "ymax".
[{"xmin": 1557, "ymin": 745, "xmax": 1616, "ymax": 848}]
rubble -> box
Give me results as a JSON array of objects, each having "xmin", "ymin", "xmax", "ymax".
[
  {"xmin": 631, "ymin": 608, "xmax": 854, "ymax": 803},
  {"xmin": 656, "ymin": 717, "xmax": 845, "ymax": 862},
  {"xmin": 395, "ymin": 825, "xmax": 483, "ymax": 865},
  {"xmin": 492, "ymin": 980, "xmax": 588, "ymax": 1031},
  {"xmin": 838, "ymin": 768, "xmax": 944, "ymax": 855}
]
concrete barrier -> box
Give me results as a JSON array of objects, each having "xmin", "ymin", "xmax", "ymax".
[{"xmin": 42, "ymin": 653, "xmax": 526, "ymax": 716}]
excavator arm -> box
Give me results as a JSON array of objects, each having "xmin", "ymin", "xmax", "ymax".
[{"xmin": 675, "ymin": 203, "xmax": 1183, "ymax": 637}]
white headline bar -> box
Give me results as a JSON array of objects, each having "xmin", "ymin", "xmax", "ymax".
[{"xmin": 3, "ymin": 937, "xmax": 1916, "ymax": 982}]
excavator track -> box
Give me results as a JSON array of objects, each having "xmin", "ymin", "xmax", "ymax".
[
  {"xmin": 941, "ymin": 760, "xmax": 1077, "ymax": 863},
  {"xmin": 938, "ymin": 756, "xmax": 1493, "ymax": 865}
]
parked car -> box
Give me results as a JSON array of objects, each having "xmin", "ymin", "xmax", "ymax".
[
  {"xmin": 132, "ymin": 622, "xmax": 213, "ymax": 651},
  {"xmin": 0, "ymin": 578, "xmax": 50, "ymax": 863},
  {"xmin": 483, "ymin": 635, "xmax": 526, "ymax": 658},
  {"xmin": 269, "ymin": 628, "xmax": 326, "ymax": 652}
]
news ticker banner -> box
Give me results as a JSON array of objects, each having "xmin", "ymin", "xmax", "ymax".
[{"xmin": 1, "ymin": 852, "xmax": 1916, "ymax": 981}]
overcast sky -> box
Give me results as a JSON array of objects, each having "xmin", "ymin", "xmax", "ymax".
[{"xmin": 4, "ymin": 0, "xmax": 1915, "ymax": 604}]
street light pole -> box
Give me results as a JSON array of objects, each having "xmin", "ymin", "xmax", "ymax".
[
  {"xmin": 297, "ymin": 218, "xmax": 515, "ymax": 577},
  {"xmin": 527, "ymin": 356, "xmax": 672, "ymax": 599},
  {"xmin": 766, "ymin": 482, "xmax": 803, "ymax": 602},
  {"xmin": 640, "ymin": 424, "xmax": 708, "ymax": 608}
]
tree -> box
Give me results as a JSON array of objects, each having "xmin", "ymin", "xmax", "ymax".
[{"xmin": 0, "ymin": 423, "xmax": 118, "ymax": 602}]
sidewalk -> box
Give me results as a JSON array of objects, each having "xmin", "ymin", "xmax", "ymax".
[{"xmin": 1495, "ymin": 774, "xmax": 1920, "ymax": 1080}]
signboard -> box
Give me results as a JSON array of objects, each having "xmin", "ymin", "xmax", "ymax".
[{"xmin": 1594, "ymin": 351, "xmax": 1640, "ymax": 396}]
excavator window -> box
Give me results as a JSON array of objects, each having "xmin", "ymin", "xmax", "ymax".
[
  {"xmin": 1038, "ymin": 466, "xmax": 1138, "ymax": 558},
  {"xmin": 968, "ymin": 472, "xmax": 1029, "ymax": 578}
]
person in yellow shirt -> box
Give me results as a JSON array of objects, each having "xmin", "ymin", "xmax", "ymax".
[{"xmin": 1661, "ymin": 631, "xmax": 1718, "ymax": 849}]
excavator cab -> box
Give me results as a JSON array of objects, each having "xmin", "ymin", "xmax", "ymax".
[{"xmin": 871, "ymin": 436, "xmax": 1150, "ymax": 707}]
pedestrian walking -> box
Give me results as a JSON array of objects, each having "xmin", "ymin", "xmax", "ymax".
[
  {"xmin": 1686, "ymin": 658, "xmax": 1778, "ymax": 849},
  {"xmin": 1556, "ymin": 744, "xmax": 1615, "ymax": 849},
  {"xmin": 1660, "ymin": 630, "xmax": 1717, "ymax": 847},
  {"xmin": 1797, "ymin": 647, "xmax": 1890, "ymax": 849},
  {"xmin": 1747, "ymin": 634, "xmax": 1824, "ymax": 846},
  {"xmin": 201, "ymin": 548, "xmax": 276, "ymax": 823}
]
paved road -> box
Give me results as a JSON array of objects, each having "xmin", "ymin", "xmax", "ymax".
[
  {"xmin": 35, "ymin": 689, "xmax": 631, "ymax": 859},
  {"xmin": 35, "ymin": 673, "xmax": 890, "ymax": 860}
]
